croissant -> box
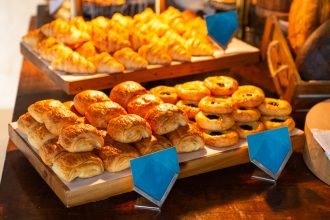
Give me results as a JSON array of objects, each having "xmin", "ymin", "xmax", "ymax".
[
  {"xmin": 75, "ymin": 41, "xmax": 97, "ymax": 58},
  {"xmin": 113, "ymin": 47, "xmax": 148, "ymax": 70},
  {"xmin": 28, "ymin": 99, "xmax": 65, "ymax": 123},
  {"xmin": 134, "ymin": 135, "xmax": 172, "ymax": 155},
  {"xmin": 185, "ymin": 38, "xmax": 214, "ymax": 56},
  {"xmin": 147, "ymin": 19, "xmax": 170, "ymax": 37},
  {"xmin": 187, "ymin": 17, "xmax": 208, "ymax": 36},
  {"xmin": 27, "ymin": 123, "xmax": 57, "ymax": 150},
  {"xmin": 22, "ymin": 29, "xmax": 45, "ymax": 47},
  {"xmin": 70, "ymin": 16, "xmax": 92, "ymax": 35},
  {"xmin": 111, "ymin": 13, "xmax": 134, "ymax": 29},
  {"xmin": 89, "ymin": 52, "xmax": 125, "ymax": 73},
  {"xmin": 40, "ymin": 43, "xmax": 73, "ymax": 62},
  {"xmin": 133, "ymin": 8, "xmax": 156, "ymax": 23},
  {"xmin": 51, "ymin": 52, "xmax": 96, "ymax": 74},
  {"xmin": 163, "ymin": 30, "xmax": 186, "ymax": 46},
  {"xmin": 91, "ymin": 27, "xmax": 108, "ymax": 52},
  {"xmin": 138, "ymin": 43, "xmax": 172, "ymax": 65},
  {"xmin": 167, "ymin": 42, "xmax": 191, "ymax": 62},
  {"xmin": 130, "ymin": 30, "xmax": 153, "ymax": 51},
  {"xmin": 17, "ymin": 112, "xmax": 40, "ymax": 134},
  {"xmin": 91, "ymin": 16, "xmax": 111, "ymax": 32},
  {"xmin": 181, "ymin": 10, "xmax": 197, "ymax": 21},
  {"xmin": 52, "ymin": 151, "xmax": 104, "ymax": 182},
  {"xmin": 107, "ymin": 30, "xmax": 131, "ymax": 53},
  {"xmin": 33, "ymin": 37, "xmax": 57, "ymax": 54},
  {"xmin": 109, "ymin": 21, "xmax": 130, "ymax": 40},
  {"xmin": 39, "ymin": 139, "xmax": 64, "ymax": 166}
]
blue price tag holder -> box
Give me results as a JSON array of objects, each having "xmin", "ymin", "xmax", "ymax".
[
  {"xmin": 205, "ymin": 10, "xmax": 239, "ymax": 48},
  {"xmin": 130, "ymin": 147, "xmax": 180, "ymax": 207},
  {"xmin": 247, "ymin": 127, "xmax": 292, "ymax": 180}
]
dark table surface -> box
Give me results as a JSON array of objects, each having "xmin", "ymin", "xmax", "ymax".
[{"xmin": 1, "ymin": 17, "xmax": 330, "ymax": 220}]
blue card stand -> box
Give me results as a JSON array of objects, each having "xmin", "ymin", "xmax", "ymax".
[
  {"xmin": 247, "ymin": 127, "xmax": 293, "ymax": 184},
  {"xmin": 130, "ymin": 147, "xmax": 180, "ymax": 211},
  {"xmin": 205, "ymin": 11, "xmax": 239, "ymax": 49}
]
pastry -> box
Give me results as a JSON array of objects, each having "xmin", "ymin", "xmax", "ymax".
[
  {"xmin": 63, "ymin": 101, "xmax": 81, "ymax": 116},
  {"xmin": 39, "ymin": 139, "xmax": 65, "ymax": 166},
  {"xmin": 138, "ymin": 43, "xmax": 172, "ymax": 65},
  {"xmin": 17, "ymin": 112, "xmax": 40, "ymax": 134},
  {"xmin": 176, "ymin": 100, "xmax": 199, "ymax": 120},
  {"xmin": 235, "ymin": 121, "xmax": 265, "ymax": 139},
  {"xmin": 258, "ymin": 98, "xmax": 292, "ymax": 116},
  {"xmin": 175, "ymin": 81, "xmax": 211, "ymax": 102},
  {"xmin": 106, "ymin": 30, "xmax": 131, "ymax": 53},
  {"xmin": 195, "ymin": 112, "xmax": 235, "ymax": 131},
  {"xmin": 75, "ymin": 41, "xmax": 97, "ymax": 58},
  {"xmin": 202, "ymin": 129, "xmax": 239, "ymax": 148},
  {"xmin": 232, "ymin": 85, "xmax": 265, "ymax": 108},
  {"xmin": 33, "ymin": 37, "xmax": 57, "ymax": 54},
  {"xmin": 185, "ymin": 38, "xmax": 214, "ymax": 56},
  {"xmin": 69, "ymin": 16, "xmax": 92, "ymax": 35},
  {"xmin": 113, "ymin": 47, "xmax": 148, "ymax": 70},
  {"xmin": 198, "ymin": 96, "xmax": 233, "ymax": 114},
  {"xmin": 149, "ymin": 85, "xmax": 178, "ymax": 104},
  {"xmin": 204, "ymin": 76, "xmax": 238, "ymax": 96},
  {"xmin": 22, "ymin": 29, "xmax": 45, "ymax": 47},
  {"xmin": 127, "ymin": 94, "xmax": 163, "ymax": 118},
  {"xmin": 27, "ymin": 123, "xmax": 57, "ymax": 150},
  {"xmin": 232, "ymin": 107, "xmax": 261, "ymax": 123},
  {"xmin": 88, "ymin": 52, "xmax": 125, "ymax": 73},
  {"xmin": 134, "ymin": 135, "xmax": 172, "ymax": 155},
  {"xmin": 167, "ymin": 42, "xmax": 191, "ymax": 62},
  {"xmin": 133, "ymin": 8, "xmax": 156, "ymax": 23},
  {"xmin": 129, "ymin": 30, "xmax": 153, "ymax": 51},
  {"xmin": 73, "ymin": 90, "xmax": 110, "ymax": 115},
  {"xmin": 261, "ymin": 116, "xmax": 295, "ymax": 132},
  {"xmin": 28, "ymin": 99, "xmax": 65, "ymax": 123},
  {"xmin": 40, "ymin": 43, "xmax": 73, "ymax": 62}
]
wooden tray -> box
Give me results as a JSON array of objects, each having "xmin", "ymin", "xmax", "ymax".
[
  {"xmin": 20, "ymin": 38, "xmax": 259, "ymax": 95},
  {"xmin": 8, "ymin": 122, "xmax": 305, "ymax": 207}
]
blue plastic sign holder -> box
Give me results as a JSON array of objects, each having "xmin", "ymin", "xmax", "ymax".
[
  {"xmin": 130, "ymin": 147, "xmax": 180, "ymax": 210},
  {"xmin": 205, "ymin": 10, "xmax": 239, "ymax": 49},
  {"xmin": 247, "ymin": 127, "xmax": 292, "ymax": 183}
]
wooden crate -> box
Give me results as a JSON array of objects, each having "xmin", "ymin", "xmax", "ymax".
[
  {"xmin": 8, "ymin": 122, "xmax": 305, "ymax": 207},
  {"xmin": 20, "ymin": 38, "xmax": 259, "ymax": 95}
]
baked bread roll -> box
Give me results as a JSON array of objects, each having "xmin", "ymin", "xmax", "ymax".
[
  {"xmin": 134, "ymin": 135, "xmax": 172, "ymax": 155},
  {"xmin": 75, "ymin": 41, "xmax": 97, "ymax": 58},
  {"xmin": 97, "ymin": 136, "xmax": 139, "ymax": 172},
  {"xmin": 27, "ymin": 124, "xmax": 57, "ymax": 150},
  {"xmin": 167, "ymin": 123, "xmax": 204, "ymax": 153},
  {"xmin": 39, "ymin": 139, "xmax": 64, "ymax": 166},
  {"xmin": 107, "ymin": 114, "xmax": 152, "ymax": 143},
  {"xmin": 113, "ymin": 47, "xmax": 148, "ymax": 70},
  {"xmin": 52, "ymin": 151, "xmax": 104, "ymax": 182},
  {"xmin": 145, "ymin": 103, "xmax": 188, "ymax": 135},
  {"xmin": 73, "ymin": 90, "xmax": 110, "ymax": 115},
  {"xmin": 88, "ymin": 52, "xmax": 125, "ymax": 73},
  {"xmin": 17, "ymin": 112, "xmax": 40, "ymax": 134},
  {"xmin": 28, "ymin": 99, "xmax": 65, "ymax": 123},
  {"xmin": 63, "ymin": 101, "xmax": 81, "ymax": 116},
  {"xmin": 110, "ymin": 81, "xmax": 148, "ymax": 109},
  {"xmin": 40, "ymin": 43, "xmax": 73, "ymax": 62},
  {"xmin": 138, "ymin": 43, "xmax": 172, "ymax": 65},
  {"xmin": 59, "ymin": 123, "xmax": 104, "ymax": 152},
  {"xmin": 127, "ymin": 94, "xmax": 163, "ymax": 118},
  {"xmin": 85, "ymin": 100, "xmax": 127, "ymax": 129},
  {"xmin": 149, "ymin": 85, "xmax": 178, "ymax": 104},
  {"xmin": 22, "ymin": 29, "xmax": 45, "ymax": 47}
]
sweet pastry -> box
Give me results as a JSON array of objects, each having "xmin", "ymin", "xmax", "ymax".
[
  {"xmin": 185, "ymin": 38, "xmax": 214, "ymax": 56},
  {"xmin": 145, "ymin": 103, "xmax": 188, "ymax": 135},
  {"xmin": 33, "ymin": 37, "xmax": 57, "ymax": 54},
  {"xmin": 28, "ymin": 99, "xmax": 65, "ymax": 123},
  {"xmin": 22, "ymin": 29, "xmax": 45, "ymax": 47},
  {"xmin": 258, "ymin": 98, "xmax": 292, "ymax": 116},
  {"xmin": 17, "ymin": 112, "xmax": 40, "ymax": 134},
  {"xmin": 127, "ymin": 94, "xmax": 163, "ymax": 118},
  {"xmin": 202, "ymin": 129, "xmax": 239, "ymax": 148},
  {"xmin": 167, "ymin": 42, "xmax": 191, "ymax": 62},
  {"xmin": 85, "ymin": 100, "xmax": 127, "ymax": 129},
  {"xmin": 204, "ymin": 76, "xmax": 238, "ymax": 96},
  {"xmin": 52, "ymin": 151, "xmax": 104, "ymax": 182},
  {"xmin": 40, "ymin": 43, "xmax": 73, "ymax": 62},
  {"xmin": 146, "ymin": 19, "xmax": 170, "ymax": 37},
  {"xmin": 232, "ymin": 85, "xmax": 265, "ymax": 108},
  {"xmin": 97, "ymin": 136, "xmax": 139, "ymax": 172},
  {"xmin": 149, "ymin": 86, "xmax": 178, "ymax": 104},
  {"xmin": 113, "ymin": 47, "xmax": 148, "ymax": 70},
  {"xmin": 75, "ymin": 41, "xmax": 97, "ymax": 58},
  {"xmin": 167, "ymin": 123, "xmax": 204, "ymax": 153},
  {"xmin": 232, "ymin": 107, "xmax": 261, "ymax": 123},
  {"xmin": 109, "ymin": 81, "xmax": 148, "ymax": 109},
  {"xmin": 63, "ymin": 101, "xmax": 81, "ymax": 116},
  {"xmin": 89, "ymin": 52, "xmax": 125, "ymax": 73},
  {"xmin": 112, "ymin": 13, "xmax": 134, "ymax": 29},
  {"xmin": 51, "ymin": 51, "xmax": 96, "ymax": 74},
  {"xmin": 130, "ymin": 30, "xmax": 154, "ymax": 51},
  {"xmin": 176, "ymin": 100, "xmax": 200, "ymax": 120},
  {"xmin": 198, "ymin": 96, "xmax": 233, "ymax": 114},
  {"xmin": 138, "ymin": 43, "xmax": 172, "ymax": 65},
  {"xmin": 107, "ymin": 114, "xmax": 152, "ymax": 143},
  {"xmin": 106, "ymin": 30, "xmax": 131, "ymax": 53},
  {"xmin": 195, "ymin": 111, "xmax": 235, "ymax": 131},
  {"xmin": 27, "ymin": 124, "xmax": 57, "ymax": 150},
  {"xmin": 39, "ymin": 139, "xmax": 65, "ymax": 166},
  {"xmin": 59, "ymin": 123, "xmax": 104, "ymax": 152},
  {"xmin": 69, "ymin": 16, "xmax": 92, "ymax": 35},
  {"xmin": 235, "ymin": 121, "xmax": 265, "ymax": 139},
  {"xmin": 175, "ymin": 81, "xmax": 211, "ymax": 102},
  {"xmin": 73, "ymin": 90, "xmax": 110, "ymax": 115},
  {"xmin": 134, "ymin": 135, "xmax": 172, "ymax": 155},
  {"xmin": 261, "ymin": 116, "xmax": 295, "ymax": 132},
  {"xmin": 134, "ymin": 8, "xmax": 156, "ymax": 23}
]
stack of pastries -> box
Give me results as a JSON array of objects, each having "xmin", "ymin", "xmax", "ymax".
[{"xmin": 22, "ymin": 7, "xmax": 216, "ymax": 74}]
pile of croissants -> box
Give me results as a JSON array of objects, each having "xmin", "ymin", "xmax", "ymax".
[
  {"xmin": 17, "ymin": 78, "xmax": 295, "ymax": 182},
  {"xmin": 22, "ymin": 7, "xmax": 216, "ymax": 74}
]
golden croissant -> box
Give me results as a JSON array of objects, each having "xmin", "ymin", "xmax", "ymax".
[
  {"xmin": 167, "ymin": 42, "xmax": 191, "ymax": 62},
  {"xmin": 92, "ymin": 27, "xmax": 108, "ymax": 52},
  {"xmin": 113, "ymin": 47, "xmax": 148, "ymax": 70},
  {"xmin": 33, "ymin": 37, "xmax": 58, "ymax": 54},
  {"xmin": 112, "ymin": 13, "xmax": 134, "ymax": 28},
  {"xmin": 70, "ymin": 16, "xmax": 92, "ymax": 35},
  {"xmin": 89, "ymin": 52, "xmax": 125, "ymax": 73},
  {"xmin": 138, "ymin": 43, "xmax": 172, "ymax": 65},
  {"xmin": 22, "ymin": 29, "xmax": 45, "ymax": 47},
  {"xmin": 185, "ymin": 38, "xmax": 214, "ymax": 56},
  {"xmin": 133, "ymin": 8, "xmax": 156, "ymax": 23},
  {"xmin": 146, "ymin": 19, "xmax": 170, "ymax": 37},
  {"xmin": 75, "ymin": 41, "xmax": 97, "ymax": 58},
  {"xmin": 51, "ymin": 51, "xmax": 96, "ymax": 74},
  {"xmin": 40, "ymin": 43, "xmax": 73, "ymax": 61},
  {"xmin": 107, "ymin": 30, "xmax": 131, "ymax": 53},
  {"xmin": 129, "ymin": 30, "xmax": 151, "ymax": 51}
]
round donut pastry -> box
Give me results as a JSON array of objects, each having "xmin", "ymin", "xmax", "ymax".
[
  {"xmin": 17, "ymin": 112, "xmax": 40, "ymax": 134},
  {"xmin": 198, "ymin": 96, "xmax": 233, "ymax": 114},
  {"xmin": 73, "ymin": 90, "xmax": 110, "ymax": 115},
  {"xmin": 204, "ymin": 76, "xmax": 238, "ymax": 96},
  {"xmin": 127, "ymin": 94, "xmax": 163, "ymax": 118},
  {"xmin": 175, "ymin": 81, "xmax": 211, "ymax": 101},
  {"xmin": 63, "ymin": 101, "xmax": 81, "ymax": 116},
  {"xmin": 145, "ymin": 103, "xmax": 189, "ymax": 135},
  {"xmin": 232, "ymin": 107, "xmax": 261, "ymax": 123},
  {"xmin": 235, "ymin": 121, "xmax": 265, "ymax": 139},
  {"xmin": 195, "ymin": 111, "xmax": 235, "ymax": 131},
  {"xmin": 232, "ymin": 85, "xmax": 265, "ymax": 108},
  {"xmin": 28, "ymin": 99, "xmax": 65, "ymax": 123},
  {"xmin": 85, "ymin": 101, "xmax": 127, "ymax": 129},
  {"xmin": 176, "ymin": 100, "xmax": 200, "ymax": 119},
  {"xmin": 27, "ymin": 124, "xmax": 57, "ymax": 150},
  {"xmin": 202, "ymin": 129, "xmax": 239, "ymax": 147},
  {"xmin": 110, "ymin": 81, "xmax": 148, "ymax": 109},
  {"xmin": 150, "ymin": 85, "xmax": 178, "ymax": 104},
  {"xmin": 107, "ymin": 114, "xmax": 152, "ymax": 143},
  {"xmin": 261, "ymin": 116, "xmax": 295, "ymax": 132},
  {"xmin": 258, "ymin": 98, "xmax": 292, "ymax": 116}
]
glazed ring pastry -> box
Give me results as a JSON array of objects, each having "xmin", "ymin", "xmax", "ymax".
[
  {"xmin": 73, "ymin": 90, "xmax": 110, "ymax": 115},
  {"xmin": 195, "ymin": 111, "xmax": 235, "ymax": 131},
  {"xmin": 204, "ymin": 76, "xmax": 238, "ymax": 96},
  {"xmin": 176, "ymin": 100, "xmax": 200, "ymax": 119},
  {"xmin": 150, "ymin": 85, "xmax": 178, "ymax": 104},
  {"xmin": 175, "ymin": 81, "xmax": 211, "ymax": 101},
  {"xmin": 127, "ymin": 94, "xmax": 163, "ymax": 118},
  {"xmin": 202, "ymin": 129, "xmax": 239, "ymax": 147},
  {"xmin": 198, "ymin": 96, "xmax": 233, "ymax": 114},
  {"xmin": 232, "ymin": 107, "xmax": 261, "ymax": 123},
  {"xmin": 232, "ymin": 85, "xmax": 265, "ymax": 108},
  {"xmin": 258, "ymin": 98, "xmax": 292, "ymax": 116},
  {"xmin": 261, "ymin": 116, "xmax": 295, "ymax": 132},
  {"xmin": 235, "ymin": 121, "xmax": 265, "ymax": 139}
]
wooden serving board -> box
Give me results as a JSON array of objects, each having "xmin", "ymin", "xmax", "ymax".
[
  {"xmin": 8, "ymin": 122, "xmax": 305, "ymax": 207},
  {"xmin": 20, "ymin": 38, "xmax": 259, "ymax": 95}
]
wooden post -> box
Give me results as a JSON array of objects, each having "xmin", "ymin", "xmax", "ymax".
[
  {"xmin": 71, "ymin": 0, "xmax": 82, "ymax": 18},
  {"xmin": 155, "ymin": 0, "xmax": 166, "ymax": 14}
]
